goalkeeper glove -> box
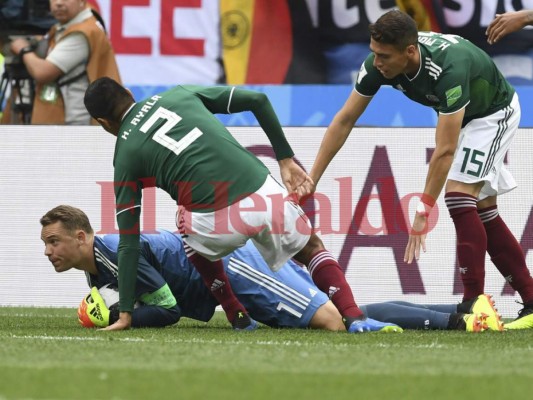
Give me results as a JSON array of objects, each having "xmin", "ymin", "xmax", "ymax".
[{"xmin": 77, "ymin": 287, "xmax": 111, "ymax": 328}]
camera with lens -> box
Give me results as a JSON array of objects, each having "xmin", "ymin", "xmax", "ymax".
[
  {"xmin": 0, "ymin": 0, "xmax": 55, "ymax": 123},
  {"xmin": 1, "ymin": 0, "xmax": 54, "ymax": 75},
  {"xmin": 2, "ymin": 36, "xmax": 43, "ymax": 80},
  {"xmin": 0, "ymin": 35, "xmax": 47, "ymax": 124}
]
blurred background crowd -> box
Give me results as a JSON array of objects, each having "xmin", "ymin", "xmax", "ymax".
[{"xmin": 2, "ymin": 0, "xmax": 533, "ymax": 125}]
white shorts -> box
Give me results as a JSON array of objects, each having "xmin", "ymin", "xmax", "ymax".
[
  {"xmin": 177, "ymin": 175, "xmax": 312, "ymax": 271},
  {"xmin": 448, "ymin": 93, "xmax": 520, "ymax": 200}
]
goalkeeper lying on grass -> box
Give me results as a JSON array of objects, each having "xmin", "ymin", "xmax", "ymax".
[{"xmin": 40, "ymin": 205, "xmax": 505, "ymax": 332}]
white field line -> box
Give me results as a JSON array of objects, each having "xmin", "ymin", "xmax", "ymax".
[
  {"xmin": 6, "ymin": 334, "xmax": 448, "ymax": 349},
  {"xmin": 0, "ymin": 313, "xmax": 72, "ymax": 318}
]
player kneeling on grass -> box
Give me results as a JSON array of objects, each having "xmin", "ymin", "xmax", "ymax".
[
  {"xmin": 41, "ymin": 205, "xmax": 400, "ymax": 333},
  {"xmin": 41, "ymin": 205, "xmax": 507, "ymax": 332}
]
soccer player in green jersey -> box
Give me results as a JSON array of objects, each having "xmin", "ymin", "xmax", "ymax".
[
  {"xmin": 83, "ymin": 77, "xmax": 400, "ymax": 333},
  {"xmin": 309, "ymin": 10, "xmax": 533, "ymax": 330}
]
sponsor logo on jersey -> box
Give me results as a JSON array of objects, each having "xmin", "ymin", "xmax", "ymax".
[
  {"xmin": 459, "ymin": 266, "xmax": 468, "ymax": 275},
  {"xmin": 445, "ymin": 85, "xmax": 462, "ymax": 107},
  {"xmin": 505, "ymin": 274, "xmax": 513, "ymax": 283}
]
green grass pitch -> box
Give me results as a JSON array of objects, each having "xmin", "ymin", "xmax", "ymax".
[{"xmin": 0, "ymin": 307, "xmax": 531, "ymax": 400}]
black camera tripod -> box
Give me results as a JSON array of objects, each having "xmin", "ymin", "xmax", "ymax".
[{"xmin": 0, "ymin": 63, "xmax": 35, "ymax": 124}]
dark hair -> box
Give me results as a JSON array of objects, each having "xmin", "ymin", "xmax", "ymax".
[
  {"xmin": 84, "ymin": 77, "xmax": 133, "ymax": 121},
  {"xmin": 369, "ymin": 10, "xmax": 418, "ymax": 50},
  {"xmin": 40, "ymin": 205, "xmax": 94, "ymax": 234}
]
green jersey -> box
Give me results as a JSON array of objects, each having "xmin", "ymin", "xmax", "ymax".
[
  {"xmin": 113, "ymin": 85, "xmax": 294, "ymax": 312},
  {"xmin": 356, "ymin": 32, "xmax": 515, "ymax": 126}
]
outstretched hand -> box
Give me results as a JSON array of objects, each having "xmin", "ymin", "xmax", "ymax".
[
  {"xmin": 100, "ymin": 312, "xmax": 132, "ymax": 331},
  {"xmin": 278, "ymin": 158, "xmax": 314, "ymax": 201},
  {"xmin": 486, "ymin": 10, "xmax": 533, "ymax": 44},
  {"xmin": 404, "ymin": 214, "xmax": 428, "ymax": 264}
]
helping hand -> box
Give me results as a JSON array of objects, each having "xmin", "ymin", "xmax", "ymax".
[
  {"xmin": 404, "ymin": 214, "xmax": 428, "ymax": 264},
  {"xmin": 278, "ymin": 158, "xmax": 314, "ymax": 201},
  {"xmin": 486, "ymin": 11, "xmax": 532, "ymax": 44}
]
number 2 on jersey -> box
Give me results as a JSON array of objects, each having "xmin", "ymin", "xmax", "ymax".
[{"xmin": 140, "ymin": 107, "xmax": 203, "ymax": 156}]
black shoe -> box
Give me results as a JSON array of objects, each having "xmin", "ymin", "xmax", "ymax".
[
  {"xmin": 231, "ymin": 311, "xmax": 258, "ymax": 331},
  {"xmin": 516, "ymin": 302, "xmax": 533, "ymax": 319},
  {"xmin": 448, "ymin": 312, "xmax": 466, "ymax": 330},
  {"xmin": 505, "ymin": 302, "xmax": 533, "ymax": 330},
  {"xmin": 457, "ymin": 298, "xmax": 475, "ymax": 313}
]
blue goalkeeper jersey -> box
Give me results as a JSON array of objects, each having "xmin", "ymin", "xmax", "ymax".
[
  {"xmin": 88, "ymin": 230, "xmax": 217, "ymax": 322},
  {"xmin": 87, "ymin": 230, "xmax": 328, "ymax": 328}
]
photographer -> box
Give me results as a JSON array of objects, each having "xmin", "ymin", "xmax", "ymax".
[
  {"xmin": 5, "ymin": 0, "xmax": 121, "ymax": 125},
  {"xmin": 0, "ymin": 0, "xmax": 54, "ymax": 123}
]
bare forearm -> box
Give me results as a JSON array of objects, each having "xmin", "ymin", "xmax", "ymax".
[
  {"xmin": 22, "ymin": 53, "xmax": 62, "ymax": 84},
  {"xmin": 486, "ymin": 9, "xmax": 533, "ymax": 43},
  {"xmin": 310, "ymin": 121, "xmax": 352, "ymax": 185},
  {"xmin": 520, "ymin": 9, "xmax": 533, "ymax": 26},
  {"xmin": 423, "ymin": 152, "xmax": 454, "ymax": 203},
  {"xmin": 311, "ymin": 90, "xmax": 370, "ymax": 185}
]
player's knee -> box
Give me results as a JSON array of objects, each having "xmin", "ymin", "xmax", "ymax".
[
  {"xmin": 296, "ymin": 234, "xmax": 325, "ymax": 264},
  {"xmin": 309, "ymin": 301, "xmax": 345, "ymax": 331}
]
